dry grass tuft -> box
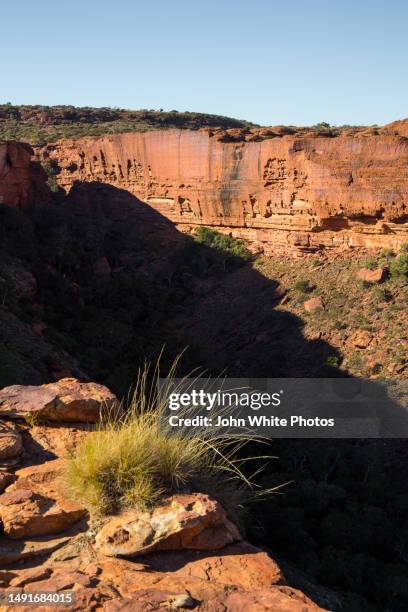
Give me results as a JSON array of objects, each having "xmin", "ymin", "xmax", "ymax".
[{"xmin": 63, "ymin": 359, "xmax": 275, "ymax": 517}]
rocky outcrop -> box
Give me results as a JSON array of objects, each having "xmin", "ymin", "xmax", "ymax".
[
  {"xmin": 0, "ymin": 141, "xmax": 50, "ymax": 207},
  {"xmin": 0, "ymin": 379, "xmax": 329, "ymax": 611},
  {"xmin": 37, "ymin": 128, "xmax": 408, "ymax": 253},
  {"xmin": 95, "ymin": 493, "xmax": 241, "ymax": 558},
  {"xmin": 0, "ymin": 377, "xmax": 118, "ymax": 422},
  {"xmin": 355, "ymin": 266, "xmax": 387, "ymax": 283},
  {"xmin": 0, "ymin": 459, "xmax": 86, "ymax": 539}
]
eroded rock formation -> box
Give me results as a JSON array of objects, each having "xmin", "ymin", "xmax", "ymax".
[
  {"xmin": 37, "ymin": 128, "xmax": 408, "ymax": 253},
  {"xmin": 0, "ymin": 141, "xmax": 50, "ymax": 207}
]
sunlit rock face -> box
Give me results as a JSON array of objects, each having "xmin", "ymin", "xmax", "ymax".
[{"xmin": 36, "ymin": 128, "xmax": 408, "ymax": 253}]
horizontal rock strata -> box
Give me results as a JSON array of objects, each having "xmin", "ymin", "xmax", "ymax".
[{"xmin": 36, "ymin": 128, "xmax": 408, "ymax": 253}]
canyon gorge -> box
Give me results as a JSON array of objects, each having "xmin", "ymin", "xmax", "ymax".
[{"xmin": 0, "ymin": 121, "xmax": 407, "ymax": 611}]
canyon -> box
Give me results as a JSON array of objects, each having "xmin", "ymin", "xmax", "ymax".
[
  {"xmin": 0, "ymin": 127, "xmax": 407, "ymax": 611},
  {"xmin": 30, "ymin": 124, "xmax": 408, "ymax": 254}
]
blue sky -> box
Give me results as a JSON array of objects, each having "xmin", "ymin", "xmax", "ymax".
[{"xmin": 2, "ymin": 0, "xmax": 408, "ymax": 126}]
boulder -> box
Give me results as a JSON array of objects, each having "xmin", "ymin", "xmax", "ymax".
[
  {"xmin": 0, "ymin": 377, "xmax": 118, "ymax": 422},
  {"xmin": 304, "ymin": 296, "xmax": 325, "ymax": 313},
  {"xmin": 350, "ymin": 330, "xmax": 373, "ymax": 349},
  {"xmin": 0, "ymin": 459, "xmax": 86, "ymax": 538},
  {"xmin": 95, "ymin": 493, "xmax": 241, "ymax": 558},
  {"xmin": 356, "ymin": 267, "xmax": 387, "ymax": 283},
  {"xmin": 0, "ymin": 420, "xmax": 23, "ymax": 460}
]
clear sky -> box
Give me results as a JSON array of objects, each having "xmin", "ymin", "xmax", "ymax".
[{"xmin": 2, "ymin": 0, "xmax": 408, "ymax": 126}]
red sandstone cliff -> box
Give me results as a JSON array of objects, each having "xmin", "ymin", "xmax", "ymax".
[
  {"xmin": 0, "ymin": 141, "xmax": 50, "ymax": 207},
  {"xmin": 37, "ymin": 128, "xmax": 408, "ymax": 253}
]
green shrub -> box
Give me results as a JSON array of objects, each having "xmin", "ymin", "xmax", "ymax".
[
  {"xmin": 378, "ymin": 248, "xmax": 395, "ymax": 262},
  {"xmin": 326, "ymin": 355, "xmax": 340, "ymax": 367},
  {"xmin": 193, "ymin": 226, "xmax": 252, "ymax": 269},
  {"xmin": 294, "ymin": 279, "xmax": 311, "ymax": 293},
  {"xmin": 362, "ymin": 258, "xmax": 377, "ymax": 270},
  {"xmin": 390, "ymin": 253, "xmax": 408, "ymax": 279},
  {"xmin": 43, "ymin": 163, "xmax": 59, "ymax": 193},
  {"xmin": 63, "ymin": 363, "xmax": 271, "ymax": 517}
]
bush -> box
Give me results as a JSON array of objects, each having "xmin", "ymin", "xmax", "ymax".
[
  {"xmin": 362, "ymin": 258, "xmax": 378, "ymax": 270},
  {"xmin": 390, "ymin": 253, "xmax": 408, "ymax": 280},
  {"xmin": 63, "ymin": 363, "xmax": 270, "ymax": 517},
  {"xmin": 294, "ymin": 279, "xmax": 311, "ymax": 293},
  {"xmin": 193, "ymin": 226, "xmax": 252, "ymax": 269}
]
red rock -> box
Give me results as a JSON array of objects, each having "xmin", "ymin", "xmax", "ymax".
[
  {"xmin": 0, "ymin": 141, "xmax": 51, "ymax": 207},
  {"xmin": 349, "ymin": 330, "xmax": 373, "ymax": 349},
  {"xmin": 95, "ymin": 493, "xmax": 241, "ymax": 558},
  {"xmin": 356, "ymin": 267, "xmax": 387, "ymax": 283},
  {"xmin": 0, "ymin": 420, "xmax": 23, "ymax": 460},
  {"xmin": 34, "ymin": 129, "xmax": 408, "ymax": 253},
  {"xmin": 0, "ymin": 534, "xmax": 71, "ymax": 564},
  {"xmin": 0, "ymin": 377, "xmax": 118, "ymax": 422},
  {"xmin": 304, "ymin": 296, "xmax": 325, "ymax": 312},
  {"xmin": 0, "ymin": 459, "xmax": 86, "ymax": 538},
  {"xmin": 0, "ymin": 471, "xmax": 15, "ymax": 493}
]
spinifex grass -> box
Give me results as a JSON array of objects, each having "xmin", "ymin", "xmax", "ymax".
[{"xmin": 63, "ymin": 359, "xmax": 275, "ymax": 518}]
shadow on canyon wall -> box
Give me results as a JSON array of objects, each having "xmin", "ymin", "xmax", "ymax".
[{"xmin": 62, "ymin": 181, "xmax": 343, "ymax": 384}]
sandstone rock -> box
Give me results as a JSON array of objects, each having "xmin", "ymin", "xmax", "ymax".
[
  {"xmin": 0, "ymin": 534, "xmax": 71, "ymax": 564},
  {"xmin": 356, "ymin": 267, "xmax": 387, "ymax": 283},
  {"xmin": 104, "ymin": 586, "xmax": 324, "ymax": 611},
  {"xmin": 9, "ymin": 567, "xmax": 52, "ymax": 587},
  {"xmin": 95, "ymin": 493, "xmax": 241, "ymax": 558},
  {"xmin": 36, "ymin": 130, "xmax": 408, "ymax": 253},
  {"xmin": 143, "ymin": 542, "xmax": 284, "ymax": 590},
  {"xmin": 0, "ymin": 486, "xmax": 85, "ymax": 539},
  {"xmin": 0, "ymin": 471, "xmax": 15, "ymax": 493},
  {"xmin": 350, "ymin": 330, "xmax": 373, "ymax": 349},
  {"xmin": 20, "ymin": 422, "xmax": 90, "ymax": 462},
  {"xmin": 304, "ymin": 296, "xmax": 325, "ymax": 313},
  {"xmin": 0, "ymin": 459, "xmax": 86, "ymax": 538},
  {"xmin": 0, "ymin": 377, "xmax": 118, "ymax": 422},
  {"xmin": 0, "ymin": 141, "xmax": 51, "ymax": 207},
  {"xmin": 0, "ymin": 420, "xmax": 23, "ymax": 460}
]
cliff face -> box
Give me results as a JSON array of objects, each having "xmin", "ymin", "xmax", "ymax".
[
  {"xmin": 0, "ymin": 141, "xmax": 50, "ymax": 207},
  {"xmin": 38, "ymin": 129, "xmax": 408, "ymax": 253}
]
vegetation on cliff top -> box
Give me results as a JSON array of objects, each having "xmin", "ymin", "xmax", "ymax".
[
  {"xmin": 0, "ymin": 104, "xmax": 257, "ymax": 144},
  {"xmin": 0, "ymin": 104, "xmax": 371, "ymax": 145}
]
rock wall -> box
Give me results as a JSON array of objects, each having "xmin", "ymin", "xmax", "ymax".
[
  {"xmin": 0, "ymin": 141, "xmax": 50, "ymax": 207},
  {"xmin": 35, "ymin": 129, "xmax": 408, "ymax": 252}
]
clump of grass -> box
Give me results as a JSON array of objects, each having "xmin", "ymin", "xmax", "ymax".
[
  {"xmin": 326, "ymin": 355, "xmax": 340, "ymax": 367},
  {"xmin": 294, "ymin": 279, "xmax": 312, "ymax": 293},
  {"xmin": 361, "ymin": 258, "xmax": 378, "ymax": 270},
  {"xmin": 63, "ymin": 361, "xmax": 273, "ymax": 518}
]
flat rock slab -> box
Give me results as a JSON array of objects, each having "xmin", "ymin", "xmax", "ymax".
[
  {"xmin": 0, "ymin": 378, "xmax": 118, "ymax": 423},
  {"xmin": 95, "ymin": 493, "xmax": 241, "ymax": 558},
  {"xmin": 0, "ymin": 534, "xmax": 71, "ymax": 564}
]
